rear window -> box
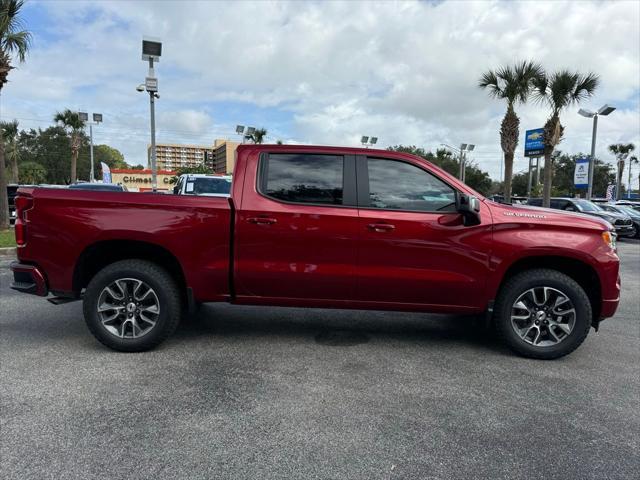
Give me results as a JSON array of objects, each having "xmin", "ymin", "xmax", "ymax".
[{"xmin": 260, "ymin": 153, "xmax": 344, "ymax": 205}]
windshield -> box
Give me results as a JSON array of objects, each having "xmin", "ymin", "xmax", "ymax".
[
  {"xmin": 573, "ymin": 199, "xmax": 602, "ymax": 212},
  {"xmin": 617, "ymin": 206, "xmax": 639, "ymax": 217},
  {"xmin": 186, "ymin": 177, "xmax": 232, "ymax": 195}
]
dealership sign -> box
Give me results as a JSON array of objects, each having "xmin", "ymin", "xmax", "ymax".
[
  {"xmin": 574, "ymin": 157, "xmax": 589, "ymax": 188},
  {"xmin": 524, "ymin": 128, "xmax": 545, "ymax": 157}
]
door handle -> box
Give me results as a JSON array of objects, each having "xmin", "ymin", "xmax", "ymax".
[
  {"xmin": 367, "ymin": 223, "xmax": 395, "ymax": 232},
  {"xmin": 248, "ymin": 217, "xmax": 277, "ymax": 225}
]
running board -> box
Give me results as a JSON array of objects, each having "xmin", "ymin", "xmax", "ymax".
[{"xmin": 47, "ymin": 297, "xmax": 79, "ymax": 305}]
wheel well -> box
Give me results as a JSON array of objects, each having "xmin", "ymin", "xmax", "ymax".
[
  {"xmin": 499, "ymin": 256, "xmax": 602, "ymax": 320},
  {"xmin": 73, "ymin": 240, "xmax": 187, "ymax": 303}
]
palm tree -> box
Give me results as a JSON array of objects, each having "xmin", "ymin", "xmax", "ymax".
[
  {"xmin": 245, "ymin": 128, "xmax": 267, "ymax": 144},
  {"xmin": 0, "ymin": 0, "xmax": 32, "ymax": 228},
  {"xmin": 533, "ymin": 70, "xmax": 599, "ymax": 207},
  {"xmin": 1, "ymin": 119, "xmax": 19, "ymax": 182},
  {"xmin": 608, "ymin": 143, "xmax": 635, "ymax": 200},
  {"xmin": 54, "ymin": 109, "xmax": 85, "ymax": 183},
  {"xmin": 479, "ymin": 61, "xmax": 544, "ymax": 203}
]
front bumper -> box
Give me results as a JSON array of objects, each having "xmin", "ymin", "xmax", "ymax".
[
  {"xmin": 10, "ymin": 262, "xmax": 49, "ymax": 296},
  {"xmin": 614, "ymin": 224, "xmax": 635, "ymax": 237}
]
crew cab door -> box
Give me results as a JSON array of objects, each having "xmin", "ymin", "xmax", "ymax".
[
  {"xmin": 355, "ymin": 155, "xmax": 491, "ymax": 310},
  {"xmin": 234, "ymin": 151, "xmax": 359, "ymax": 301}
]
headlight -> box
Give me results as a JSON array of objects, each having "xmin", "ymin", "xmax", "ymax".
[{"xmin": 602, "ymin": 230, "xmax": 616, "ymax": 251}]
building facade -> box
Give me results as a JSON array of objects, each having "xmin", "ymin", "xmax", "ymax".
[
  {"xmin": 110, "ymin": 169, "xmax": 177, "ymax": 192},
  {"xmin": 149, "ymin": 144, "xmax": 214, "ymax": 171},
  {"xmin": 210, "ymin": 139, "xmax": 240, "ymax": 174}
]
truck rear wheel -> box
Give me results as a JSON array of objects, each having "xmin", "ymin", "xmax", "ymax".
[
  {"xmin": 494, "ymin": 269, "xmax": 592, "ymax": 359},
  {"xmin": 83, "ymin": 260, "xmax": 181, "ymax": 352}
]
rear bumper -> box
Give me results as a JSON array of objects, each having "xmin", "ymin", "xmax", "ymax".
[{"xmin": 10, "ymin": 262, "xmax": 49, "ymax": 296}]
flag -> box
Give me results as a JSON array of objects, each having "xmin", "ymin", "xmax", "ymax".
[
  {"xmin": 101, "ymin": 162, "xmax": 112, "ymax": 183},
  {"xmin": 606, "ymin": 184, "xmax": 616, "ymax": 201}
]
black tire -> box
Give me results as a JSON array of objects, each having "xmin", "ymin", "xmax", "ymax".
[
  {"xmin": 494, "ymin": 269, "xmax": 592, "ymax": 360},
  {"xmin": 83, "ymin": 260, "xmax": 182, "ymax": 352}
]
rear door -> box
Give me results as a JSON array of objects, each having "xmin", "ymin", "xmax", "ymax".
[
  {"xmin": 234, "ymin": 151, "xmax": 359, "ymax": 301},
  {"xmin": 355, "ymin": 155, "xmax": 491, "ymax": 309}
]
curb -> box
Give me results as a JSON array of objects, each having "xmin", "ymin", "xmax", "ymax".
[{"xmin": 0, "ymin": 247, "xmax": 16, "ymax": 257}]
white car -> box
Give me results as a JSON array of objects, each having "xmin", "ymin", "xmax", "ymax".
[{"xmin": 172, "ymin": 174, "xmax": 232, "ymax": 197}]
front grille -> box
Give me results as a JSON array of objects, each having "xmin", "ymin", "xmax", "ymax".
[{"xmin": 614, "ymin": 219, "xmax": 632, "ymax": 226}]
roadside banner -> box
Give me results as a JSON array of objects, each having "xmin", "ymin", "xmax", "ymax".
[
  {"xmin": 524, "ymin": 128, "xmax": 544, "ymax": 157},
  {"xmin": 101, "ymin": 162, "xmax": 112, "ymax": 183},
  {"xmin": 574, "ymin": 157, "xmax": 589, "ymax": 188}
]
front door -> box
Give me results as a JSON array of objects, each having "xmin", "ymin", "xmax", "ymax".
[
  {"xmin": 356, "ymin": 156, "xmax": 491, "ymax": 309},
  {"xmin": 234, "ymin": 151, "xmax": 359, "ymax": 301}
]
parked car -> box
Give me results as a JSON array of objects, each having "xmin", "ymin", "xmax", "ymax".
[
  {"xmin": 10, "ymin": 145, "xmax": 620, "ymax": 359},
  {"xmin": 173, "ymin": 174, "xmax": 232, "ymax": 197},
  {"xmin": 68, "ymin": 182, "xmax": 128, "ymax": 192},
  {"xmin": 527, "ymin": 197, "xmax": 635, "ymax": 238},
  {"xmin": 597, "ymin": 204, "xmax": 640, "ymax": 238},
  {"xmin": 489, "ymin": 194, "xmax": 528, "ymax": 204},
  {"xmin": 7, "ymin": 184, "xmax": 19, "ymax": 225}
]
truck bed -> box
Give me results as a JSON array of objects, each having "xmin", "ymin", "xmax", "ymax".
[{"xmin": 16, "ymin": 187, "xmax": 232, "ymax": 301}]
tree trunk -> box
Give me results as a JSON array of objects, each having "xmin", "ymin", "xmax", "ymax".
[
  {"xmin": 500, "ymin": 104, "xmax": 519, "ymax": 204},
  {"xmin": 542, "ymin": 151, "xmax": 553, "ymax": 208},
  {"xmin": 616, "ymin": 160, "xmax": 624, "ymax": 200},
  {"xmin": 71, "ymin": 149, "xmax": 78, "ymax": 183},
  {"xmin": 503, "ymin": 151, "xmax": 514, "ymax": 203},
  {"xmin": 10, "ymin": 145, "xmax": 18, "ymax": 184},
  {"xmin": 0, "ymin": 138, "xmax": 9, "ymax": 229}
]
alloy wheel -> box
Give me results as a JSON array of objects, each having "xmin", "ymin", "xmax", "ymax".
[
  {"xmin": 510, "ymin": 286, "xmax": 576, "ymax": 347},
  {"xmin": 96, "ymin": 278, "xmax": 160, "ymax": 339}
]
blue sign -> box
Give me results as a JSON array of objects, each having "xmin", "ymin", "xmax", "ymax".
[
  {"xmin": 524, "ymin": 128, "xmax": 544, "ymax": 157},
  {"xmin": 574, "ymin": 157, "xmax": 589, "ymax": 188}
]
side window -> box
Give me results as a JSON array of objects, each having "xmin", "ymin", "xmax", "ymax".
[
  {"xmin": 365, "ymin": 158, "xmax": 456, "ymax": 212},
  {"xmin": 260, "ymin": 154, "xmax": 344, "ymax": 205}
]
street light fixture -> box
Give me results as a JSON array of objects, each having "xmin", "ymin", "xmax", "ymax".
[
  {"xmin": 138, "ymin": 37, "xmax": 162, "ymax": 192},
  {"xmin": 578, "ymin": 104, "xmax": 616, "ymax": 199},
  {"xmin": 361, "ymin": 136, "xmax": 378, "ymax": 148}
]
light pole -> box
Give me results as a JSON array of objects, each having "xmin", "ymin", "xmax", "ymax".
[
  {"xmin": 361, "ymin": 136, "xmax": 378, "ymax": 148},
  {"xmin": 79, "ymin": 112, "xmax": 103, "ymax": 182},
  {"xmin": 139, "ymin": 38, "xmax": 162, "ymax": 192},
  {"xmin": 441, "ymin": 143, "xmax": 475, "ymax": 181},
  {"xmin": 578, "ymin": 104, "xmax": 615, "ymax": 200}
]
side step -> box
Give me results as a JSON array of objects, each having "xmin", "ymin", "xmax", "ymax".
[{"xmin": 47, "ymin": 297, "xmax": 79, "ymax": 305}]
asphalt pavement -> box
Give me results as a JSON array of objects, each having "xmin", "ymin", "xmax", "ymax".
[{"xmin": 1, "ymin": 241, "xmax": 639, "ymax": 479}]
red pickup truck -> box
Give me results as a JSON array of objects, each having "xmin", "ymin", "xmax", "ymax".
[{"xmin": 10, "ymin": 145, "xmax": 620, "ymax": 359}]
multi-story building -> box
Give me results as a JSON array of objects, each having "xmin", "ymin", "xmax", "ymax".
[
  {"xmin": 210, "ymin": 139, "xmax": 241, "ymax": 174},
  {"xmin": 148, "ymin": 144, "xmax": 214, "ymax": 171}
]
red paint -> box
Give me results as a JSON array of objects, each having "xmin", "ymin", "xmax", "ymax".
[{"xmin": 12, "ymin": 144, "xmax": 619, "ymax": 322}]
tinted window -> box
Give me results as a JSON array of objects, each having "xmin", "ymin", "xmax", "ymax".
[
  {"xmin": 189, "ymin": 177, "xmax": 232, "ymax": 195},
  {"xmin": 366, "ymin": 158, "xmax": 455, "ymax": 212},
  {"xmin": 262, "ymin": 154, "xmax": 343, "ymax": 205},
  {"xmin": 527, "ymin": 198, "xmax": 542, "ymax": 206}
]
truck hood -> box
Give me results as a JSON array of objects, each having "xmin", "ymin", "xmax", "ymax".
[{"xmin": 487, "ymin": 200, "xmax": 613, "ymax": 231}]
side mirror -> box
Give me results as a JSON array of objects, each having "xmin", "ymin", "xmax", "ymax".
[
  {"xmin": 456, "ymin": 192, "xmax": 481, "ymax": 226},
  {"xmin": 173, "ymin": 185, "xmax": 179, "ymax": 195}
]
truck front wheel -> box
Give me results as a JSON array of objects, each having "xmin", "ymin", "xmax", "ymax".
[
  {"xmin": 494, "ymin": 269, "xmax": 592, "ymax": 359},
  {"xmin": 83, "ymin": 260, "xmax": 182, "ymax": 352}
]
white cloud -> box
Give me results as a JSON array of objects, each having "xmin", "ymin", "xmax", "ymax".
[{"xmin": 3, "ymin": 0, "xmax": 639, "ymax": 180}]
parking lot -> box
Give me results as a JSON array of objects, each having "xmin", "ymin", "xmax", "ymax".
[{"xmin": 0, "ymin": 240, "xmax": 638, "ymax": 480}]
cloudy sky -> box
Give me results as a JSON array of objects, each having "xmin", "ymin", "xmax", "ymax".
[{"xmin": 3, "ymin": 0, "xmax": 639, "ymax": 179}]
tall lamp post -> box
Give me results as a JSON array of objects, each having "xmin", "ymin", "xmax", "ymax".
[
  {"xmin": 79, "ymin": 112, "xmax": 103, "ymax": 182},
  {"xmin": 578, "ymin": 104, "xmax": 615, "ymax": 200},
  {"xmin": 441, "ymin": 143, "xmax": 475, "ymax": 181},
  {"xmin": 138, "ymin": 38, "xmax": 162, "ymax": 192}
]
